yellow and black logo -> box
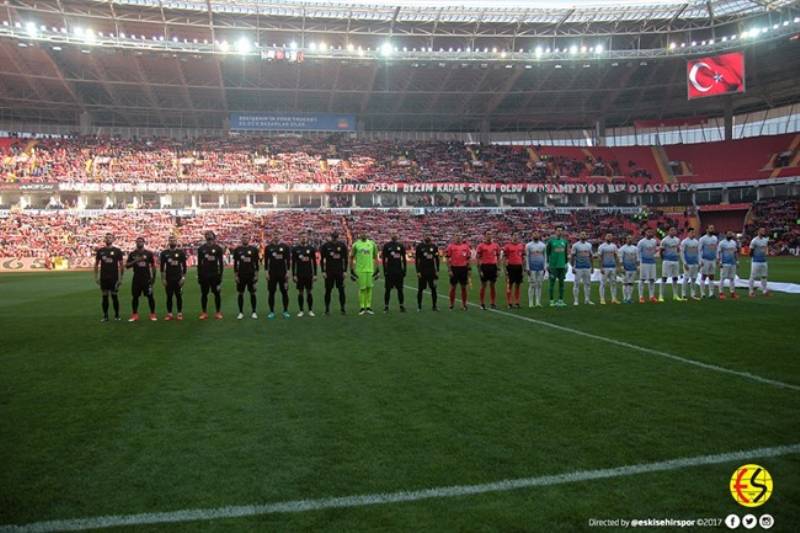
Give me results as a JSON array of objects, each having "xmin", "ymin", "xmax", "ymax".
[{"xmin": 730, "ymin": 464, "xmax": 773, "ymax": 507}]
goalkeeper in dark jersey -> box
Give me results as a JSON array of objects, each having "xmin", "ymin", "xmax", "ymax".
[
  {"xmin": 415, "ymin": 236, "xmax": 440, "ymax": 311},
  {"xmin": 197, "ymin": 231, "xmax": 225, "ymax": 320},
  {"xmin": 382, "ymin": 234, "xmax": 407, "ymax": 312},
  {"xmin": 159, "ymin": 235, "xmax": 187, "ymax": 320}
]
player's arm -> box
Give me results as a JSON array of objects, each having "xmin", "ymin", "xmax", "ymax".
[
  {"xmin": 94, "ymin": 251, "xmax": 101, "ymax": 284},
  {"xmin": 179, "ymin": 252, "xmax": 187, "ymax": 284},
  {"xmin": 319, "ymin": 244, "xmax": 327, "ymax": 274},
  {"xmin": 381, "ymin": 245, "xmax": 389, "ymax": 276},
  {"xmin": 291, "ymin": 249, "xmax": 298, "ymax": 280},
  {"xmin": 232, "ymin": 250, "xmax": 240, "ymax": 280},
  {"xmin": 569, "ymin": 244, "xmax": 576, "ymax": 269},
  {"xmin": 218, "ymin": 247, "xmax": 225, "ymax": 277},
  {"xmin": 159, "ymin": 252, "xmax": 167, "ymax": 282},
  {"xmin": 401, "ymin": 245, "xmax": 407, "ymax": 276},
  {"xmin": 415, "ymin": 245, "xmax": 422, "ymax": 274},
  {"xmin": 312, "ymin": 248, "xmax": 318, "ymax": 277},
  {"xmin": 193, "ymin": 248, "xmax": 200, "ymax": 280},
  {"xmin": 748, "ymin": 238, "xmax": 756, "ymax": 257},
  {"xmin": 149, "ymin": 253, "xmax": 157, "ymax": 284},
  {"xmin": 125, "ymin": 252, "xmax": 136, "ymax": 270}
]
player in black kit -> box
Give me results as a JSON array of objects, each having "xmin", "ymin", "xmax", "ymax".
[
  {"xmin": 319, "ymin": 231, "xmax": 348, "ymax": 315},
  {"xmin": 265, "ymin": 237, "xmax": 291, "ymax": 319},
  {"xmin": 197, "ymin": 231, "xmax": 225, "ymax": 320},
  {"xmin": 125, "ymin": 237, "xmax": 157, "ymax": 322},
  {"xmin": 415, "ymin": 235, "xmax": 440, "ymax": 311},
  {"xmin": 94, "ymin": 232, "xmax": 124, "ymax": 321},
  {"xmin": 160, "ymin": 235, "xmax": 187, "ymax": 321},
  {"xmin": 233, "ymin": 234, "xmax": 260, "ymax": 320},
  {"xmin": 292, "ymin": 232, "xmax": 318, "ymax": 317},
  {"xmin": 382, "ymin": 235, "xmax": 407, "ymax": 312}
]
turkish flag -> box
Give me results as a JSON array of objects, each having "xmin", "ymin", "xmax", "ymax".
[{"xmin": 687, "ymin": 52, "xmax": 745, "ymax": 100}]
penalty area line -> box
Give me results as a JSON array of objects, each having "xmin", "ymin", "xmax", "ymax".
[
  {"xmin": 402, "ymin": 284, "xmax": 800, "ymax": 392},
  {"xmin": 3, "ymin": 443, "xmax": 800, "ymax": 532}
]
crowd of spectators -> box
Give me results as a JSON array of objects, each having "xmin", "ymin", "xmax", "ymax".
[
  {"xmin": 745, "ymin": 199, "xmax": 800, "ymax": 255},
  {"xmin": 2, "ymin": 135, "xmax": 657, "ymax": 185},
  {"xmin": 1, "ymin": 208, "xmax": 687, "ymax": 260}
]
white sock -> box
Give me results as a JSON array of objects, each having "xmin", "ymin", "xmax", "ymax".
[
  {"xmin": 761, "ymin": 278, "xmax": 768, "ymax": 293},
  {"xmin": 638, "ymin": 280, "xmax": 643, "ymax": 299},
  {"xmin": 599, "ymin": 279, "xmax": 605, "ymax": 300},
  {"xmin": 648, "ymin": 281, "xmax": 655, "ymax": 297},
  {"xmin": 749, "ymin": 278, "xmax": 754, "ymax": 293},
  {"xmin": 659, "ymin": 280, "xmax": 664, "ymax": 298}
]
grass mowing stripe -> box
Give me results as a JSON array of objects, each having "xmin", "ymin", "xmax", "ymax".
[
  {"xmin": 403, "ymin": 284, "xmax": 800, "ymax": 392},
  {"xmin": 3, "ymin": 443, "xmax": 798, "ymax": 533}
]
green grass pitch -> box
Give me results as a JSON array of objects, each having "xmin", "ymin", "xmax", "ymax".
[{"xmin": 1, "ymin": 258, "xmax": 800, "ymax": 531}]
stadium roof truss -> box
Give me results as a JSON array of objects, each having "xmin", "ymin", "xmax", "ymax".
[{"xmin": 0, "ymin": 0, "xmax": 798, "ymax": 131}]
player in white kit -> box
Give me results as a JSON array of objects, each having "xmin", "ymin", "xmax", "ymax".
[
  {"xmin": 717, "ymin": 231, "xmax": 740, "ymax": 300},
  {"xmin": 698, "ymin": 225, "xmax": 719, "ymax": 298},
  {"xmin": 658, "ymin": 226, "xmax": 684, "ymax": 302},
  {"xmin": 570, "ymin": 232, "xmax": 594, "ymax": 306},
  {"xmin": 748, "ymin": 227, "xmax": 770, "ymax": 297},
  {"xmin": 525, "ymin": 231, "xmax": 547, "ymax": 307},
  {"xmin": 597, "ymin": 233, "xmax": 620, "ymax": 305},
  {"xmin": 618, "ymin": 235, "xmax": 639, "ymax": 304},
  {"xmin": 636, "ymin": 228, "xmax": 659, "ymax": 303},
  {"xmin": 680, "ymin": 227, "xmax": 701, "ymax": 300}
]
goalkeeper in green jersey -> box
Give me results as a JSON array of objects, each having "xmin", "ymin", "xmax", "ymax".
[
  {"xmin": 546, "ymin": 226, "xmax": 569, "ymax": 307},
  {"xmin": 351, "ymin": 232, "xmax": 379, "ymax": 315}
]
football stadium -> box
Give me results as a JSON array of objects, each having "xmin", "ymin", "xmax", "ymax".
[{"xmin": 1, "ymin": 0, "xmax": 800, "ymax": 531}]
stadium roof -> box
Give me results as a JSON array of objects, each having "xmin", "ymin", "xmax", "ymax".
[{"xmin": 0, "ymin": 0, "xmax": 798, "ymax": 131}]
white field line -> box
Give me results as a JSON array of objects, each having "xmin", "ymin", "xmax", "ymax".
[
  {"xmin": 3, "ymin": 443, "xmax": 799, "ymax": 532},
  {"xmin": 402, "ymin": 284, "xmax": 800, "ymax": 392}
]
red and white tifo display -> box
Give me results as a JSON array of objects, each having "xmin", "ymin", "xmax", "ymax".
[{"xmin": 687, "ymin": 52, "xmax": 745, "ymax": 100}]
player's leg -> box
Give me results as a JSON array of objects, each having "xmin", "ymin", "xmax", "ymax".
[
  {"xmin": 489, "ymin": 278, "xmax": 497, "ymax": 308},
  {"xmin": 279, "ymin": 280, "xmax": 290, "ymax": 316},
  {"xmin": 110, "ymin": 288, "xmax": 120, "ymax": 319},
  {"xmin": 165, "ymin": 284, "xmax": 174, "ymax": 315},
  {"xmin": 336, "ymin": 275, "xmax": 346, "ymax": 312},
  {"xmin": 599, "ymin": 271, "xmax": 606, "ymax": 304},
  {"xmin": 572, "ymin": 269, "xmax": 581, "ymax": 306},
  {"xmin": 429, "ymin": 278, "xmax": 438, "ymax": 310},
  {"xmin": 306, "ymin": 280, "xmax": 314, "ymax": 314},
  {"xmin": 200, "ymin": 280, "xmax": 210, "ymax": 314},
  {"xmin": 324, "ymin": 276, "xmax": 333, "ymax": 313},
  {"xmin": 584, "ymin": 271, "xmax": 592, "ymax": 304},
  {"xmin": 449, "ymin": 276, "xmax": 457, "ymax": 309},
  {"xmin": 237, "ymin": 280, "xmax": 245, "ymax": 315},
  {"xmin": 248, "ymin": 281, "xmax": 257, "ymax": 314},
  {"xmin": 146, "ymin": 285, "xmax": 156, "ymax": 316},
  {"xmin": 557, "ymin": 268, "xmax": 566, "ymax": 304},
  {"xmin": 397, "ymin": 277, "xmax": 405, "ymax": 309},
  {"xmin": 212, "ymin": 279, "xmax": 222, "ymax": 314},
  {"xmin": 384, "ymin": 276, "xmax": 392, "ymax": 310},
  {"xmin": 417, "ymin": 277, "xmax": 425, "ymax": 310},
  {"xmin": 267, "ymin": 278, "xmax": 277, "ymax": 314},
  {"xmin": 548, "ymin": 271, "xmax": 555, "ymax": 305},
  {"xmin": 131, "ymin": 283, "xmax": 141, "ymax": 316},
  {"xmin": 101, "ymin": 290, "xmax": 110, "ymax": 320},
  {"xmin": 637, "ymin": 270, "xmax": 644, "ymax": 303},
  {"xmin": 175, "ymin": 283, "xmax": 183, "ymax": 315}
]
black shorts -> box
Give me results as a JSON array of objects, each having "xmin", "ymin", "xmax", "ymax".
[
  {"xmin": 165, "ymin": 278, "xmax": 183, "ymax": 292},
  {"xmin": 132, "ymin": 280, "xmax": 153, "ymax": 298},
  {"xmin": 236, "ymin": 276, "xmax": 256, "ymax": 293},
  {"xmin": 479, "ymin": 264, "xmax": 498, "ymax": 283},
  {"xmin": 267, "ymin": 274, "xmax": 288, "ymax": 293},
  {"xmin": 324, "ymin": 272, "xmax": 345, "ymax": 291},
  {"xmin": 506, "ymin": 265, "xmax": 523, "ymax": 284},
  {"xmin": 385, "ymin": 273, "xmax": 404, "ymax": 290},
  {"xmin": 199, "ymin": 276, "xmax": 222, "ymax": 291},
  {"xmin": 295, "ymin": 275, "xmax": 313, "ymax": 291},
  {"xmin": 100, "ymin": 276, "xmax": 119, "ymax": 292},
  {"xmin": 449, "ymin": 266, "xmax": 469, "ymax": 286}
]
